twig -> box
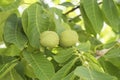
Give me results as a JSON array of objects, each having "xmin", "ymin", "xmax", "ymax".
[
  {"xmin": 64, "ymin": 1, "xmax": 103, "ymax": 15},
  {"xmin": 68, "ymin": 14, "xmax": 81, "ymax": 22},
  {"xmin": 64, "ymin": 5, "xmax": 80, "ymax": 15}
]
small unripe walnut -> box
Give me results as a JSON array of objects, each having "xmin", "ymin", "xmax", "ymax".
[
  {"xmin": 40, "ymin": 31, "xmax": 59, "ymax": 48},
  {"xmin": 60, "ymin": 30, "xmax": 79, "ymax": 47}
]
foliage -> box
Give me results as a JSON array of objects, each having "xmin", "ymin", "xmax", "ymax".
[{"xmin": 0, "ymin": 0, "xmax": 120, "ymax": 80}]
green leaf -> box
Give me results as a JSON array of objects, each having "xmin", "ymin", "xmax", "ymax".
[
  {"xmin": 79, "ymin": 3, "xmax": 96, "ymax": 35},
  {"xmin": 103, "ymin": 47, "xmax": 120, "ymax": 69},
  {"xmin": 54, "ymin": 16, "xmax": 71, "ymax": 34},
  {"xmin": 21, "ymin": 9, "xmax": 28, "ymax": 35},
  {"xmin": 0, "ymin": 24, "xmax": 4, "ymax": 42},
  {"xmin": 53, "ymin": 48, "xmax": 74, "ymax": 63},
  {"xmin": 51, "ymin": 58, "xmax": 78, "ymax": 80},
  {"xmin": 0, "ymin": 69, "xmax": 24, "ymax": 80},
  {"xmin": 0, "ymin": 0, "xmax": 14, "ymax": 6},
  {"xmin": 9, "ymin": 69, "xmax": 24, "ymax": 80},
  {"xmin": 0, "ymin": 59, "xmax": 18, "ymax": 79},
  {"xmin": 76, "ymin": 41, "xmax": 91, "ymax": 52},
  {"xmin": 50, "ymin": 8, "xmax": 70, "ymax": 34},
  {"xmin": 52, "ymin": 0, "xmax": 60, "ymax": 4},
  {"xmin": 0, "ymin": 45, "xmax": 21, "ymax": 56},
  {"xmin": 74, "ymin": 66, "xmax": 118, "ymax": 80},
  {"xmin": 61, "ymin": 71, "xmax": 76, "ymax": 80},
  {"xmin": 22, "ymin": 3, "xmax": 55, "ymax": 48},
  {"xmin": 23, "ymin": 0, "xmax": 37, "ymax": 4},
  {"xmin": 0, "ymin": 10, "xmax": 14, "ymax": 25},
  {"xmin": 102, "ymin": 0, "xmax": 120, "ymax": 32},
  {"xmin": 23, "ymin": 50, "xmax": 55, "ymax": 80},
  {"xmin": 0, "ymin": 56, "xmax": 15, "ymax": 64},
  {"xmin": 0, "ymin": 10, "xmax": 15, "ymax": 42},
  {"xmin": 4, "ymin": 14, "xmax": 27, "ymax": 50},
  {"xmin": 99, "ymin": 57, "xmax": 120, "ymax": 80},
  {"xmin": 82, "ymin": 0, "xmax": 103, "ymax": 33},
  {"xmin": 83, "ymin": 53, "xmax": 103, "ymax": 72},
  {"xmin": 1, "ymin": 0, "xmax": 21, "ymax": 11},
  {"xmin": 24, "ymin": 64, "xmax": 36, "ymax": 78},
  {"xmin": 14, "ymin": 61, "xmax": 26, "ymax": 79},
  {"xmin": 60, "ymin": 2, "xmax": 74, "ymax": 7},
  {"xmin": 76, "ymin": 30, "xmax": 89, "ymax": 42}
]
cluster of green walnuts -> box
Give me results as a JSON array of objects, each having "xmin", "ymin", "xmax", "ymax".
[{"xmin": 40, "ymin": 30, "xmax": 79, "ymax": 48}]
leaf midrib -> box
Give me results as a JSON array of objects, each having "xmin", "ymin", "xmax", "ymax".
[
  {"xmin": 35, "ymin": 4, "xmax": 40, "ymax": 34},
  {"xmin": 30, "ymin": 54, "xmax": 50, "ymax": 80}
]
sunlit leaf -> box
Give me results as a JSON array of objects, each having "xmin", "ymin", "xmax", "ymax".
[
  {"xmin": 23, "ymin": 0, "xmax": 37, "ymax": 4},
  {"xmin": 0, "ymin": 0, "xmax": 14, "ymax": 6},
  {"xmin": 99, "ymin": 26, "xmax": 117, "ymax": 43},
  {"xmin": 52, "ymin": 0, "xmax": 60, "ymax": 4},
  {"xmin": 1, "ymin": 0, "xmax": 21, "ymax": 11},
  {"xmin": 60, "ymin": 2, "xmax": 74, "ymax": 7}
]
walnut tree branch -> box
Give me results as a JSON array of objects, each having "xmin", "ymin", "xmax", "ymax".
[
  {"xmin": 64, "ymin": 1, "xmax": 102, "ymax": 15},
  {"xmin": 64, "ymin": 5, "xmax": 80, "ymax": 15}
]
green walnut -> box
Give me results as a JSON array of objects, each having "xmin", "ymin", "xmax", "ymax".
[
  {"xmin": 40, "ymin": 31, "xmax": 59, "ymax": 48},
  {"xmin": 60, "ymin": 30, "xmax": 79, "ymax": 47}
]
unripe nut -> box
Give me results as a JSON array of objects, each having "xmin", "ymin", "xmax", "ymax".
[
  {"xmin": 40, "ymin": 31, "xmax": 59, "ymax": 48},
  {"xmin": 60, "ymin": 30, "xmax": 79, "ymax": 47}
]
